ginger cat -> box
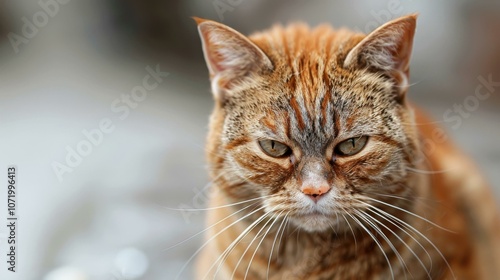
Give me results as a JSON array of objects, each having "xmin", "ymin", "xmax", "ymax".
[{"xmin": 193, "ymin": 14, "xmax": 500, "ymax": 279}]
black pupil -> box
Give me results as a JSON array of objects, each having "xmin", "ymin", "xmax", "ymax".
[
  {"xmin": 350, "ymin": 138, "xmax": 356, "ymax": 148},
  {"xmin": 271, "ymin": 141, "xmax": 275, "ymax": 149}
]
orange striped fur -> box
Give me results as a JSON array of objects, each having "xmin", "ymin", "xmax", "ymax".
[{"xmin": 194, "ymin": 15, "xmax": 500, "ymax": 279}]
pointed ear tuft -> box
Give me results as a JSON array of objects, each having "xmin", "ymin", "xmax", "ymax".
[
  {"xmin": 194, "ymin": 18, "xmax": 273, "ymax": 101},
  {"xmin": 344, "ymin": 14, "xmax": 417, "ymax": 72},
  {"xmin": 344, "ymin": 14, "xmax": 417, "ymax": 97},
  {"xmin": 191, "ymin": 16, "xmax": 206, "ymax": 25}
]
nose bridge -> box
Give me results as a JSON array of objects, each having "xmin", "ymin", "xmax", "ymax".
[
  {"xmin": 300, "ymin": 157, "xmax": 331, "ymax": 185},
  {"xmin": 299, "ymin": 157, "xmax": 332, "ymax": 201}
]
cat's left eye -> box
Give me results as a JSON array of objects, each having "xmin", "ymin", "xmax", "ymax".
[
  {"xmin": 335, "ymin": 136, "xmax": 368, "ymax": 156},
  {"xmin": 258, "ymin": 140, "xmax": 291, "ymax": 158}
]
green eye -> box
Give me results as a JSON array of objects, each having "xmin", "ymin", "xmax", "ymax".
[
  {"xmin": 258, "ymin": 140, "xmax": 291, "ymax": 158},
  {"xmin": 335, "ymin": 136, "xmax": 368, "ymax": 156}
]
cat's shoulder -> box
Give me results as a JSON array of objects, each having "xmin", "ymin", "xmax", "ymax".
[{"xmin": 413, "ymin": 105, "xmax": 500, "ymax": 279}]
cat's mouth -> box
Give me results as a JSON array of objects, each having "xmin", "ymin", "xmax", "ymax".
[{"xmin": 296, "ymin": 209, "xmax": 325, "ymax": 218}]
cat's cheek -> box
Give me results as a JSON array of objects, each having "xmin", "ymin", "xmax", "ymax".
[
  {"xmin": 333, "ymin": 143, "xmax": 400, "ymax": 184},
  {"xmin": 228, "ymin": 150, "xmax": 293, "ymax": 188}
]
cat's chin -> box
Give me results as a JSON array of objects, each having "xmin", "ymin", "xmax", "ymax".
[{"xmin": 290, "ymin": 213, "xmax": 337, "ymax": 232}]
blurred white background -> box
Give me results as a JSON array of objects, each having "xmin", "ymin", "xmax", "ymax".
[{"xmin": 0, "ymin": 0, "xmax": 499, "ymax": 279}]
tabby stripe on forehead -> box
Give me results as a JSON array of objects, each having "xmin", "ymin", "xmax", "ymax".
[
  {"xmin": 333, "ymin": 109, "xmax": 340, "ymax": 138},
  {"xmin": 262, "ymin": 110, "xmax": 277, "ymax": 133},
  {"xmin": 313, "ymin": 86, "xmax": 325, "ymax": 135},
  {"xmin": 296, "ymin": 61, "xmax": 314, "ymax": 118},
  {"xmin": 286, "ymin": 74, "xmax": 297, "ymax": 97},
  {"xmin": 283, "ymin": 110, "xmax": 291, "ymax": 138},
  {"xmin": 303, "ymin": 61, "xmax": 315, "ymax": 100},
  {"xmin": 319, "ymin": 86, "xmax": 331, "ymax": 128},
  {"xmin": 299, "ymin": 88, "xmax": 313, "ymax": 128},
  {"xmin": 344, "ymin": 114, "xmax": 356, "ymax": 132},
  {"xmin": 289, "ymin": 95, "xmax": 305, "ymax": 130}
]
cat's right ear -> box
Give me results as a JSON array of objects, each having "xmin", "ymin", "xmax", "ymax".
[
  {"xmin": 343, "ymin": 15, "xmax": 417, "ymax": 100},
  {"xmin": 194, "ymin": 17, "xmax": 273, "ymax": 102}
]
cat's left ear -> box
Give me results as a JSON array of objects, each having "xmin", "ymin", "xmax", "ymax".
[
  {"xmin": 344, "ymin": 14, "xmax": 417, "ymax": 98},
  {"xmin": 194, "ymin": 17, "xmax": 273, "ymax": 102}
]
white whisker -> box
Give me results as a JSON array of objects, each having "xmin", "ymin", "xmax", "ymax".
[
  {"xmin": 360, "ymin": 200, "xmax": 456, "ymax": 280},
  {"xmin": 405, "ymin": 167, "xmax": 456, "ymax": 175},
  {"xmin": 208, "ymin": 206, "xmax": 280, "ymax": 279},
  {"xmin": 230, "ymin": 208, "xmax": 279, "ymax": 279},
  {"xmin": 364, "ymin": 197, "xmax": 455, "ymax": 233},
  {"xmin": 267, "ymin": 212, "xmax": 289, "ymax": 280},
  {"xmin": 164, "ymin": 202, "xmax": 258, "ymax": 251},
  {"xmin": 244, "ymin": 210, "xmax": 284, "ymax": 280},
  {"xmin": 364, "ymin": 206, "xmax": 433, "ymax": 279},
  {"xmin": 275, "ymin": 216, "xmax": 290, "ymax": 265},
  {"xmin": 163, "ymin": 195, "xmax": 275, "ymax": 212},
  {"xmin": 347, "ymin": 211, "xmax": 395, "ymax": 280},
  {"xmin": 355, "ymin": 210, "xmax": 410, "ymax": 279},
  {"xmin": 340, "ymin": 211, "xmax": 358, "ymax": 252},
  {"xmin": 176, "ymin": 204, "xmax": 267, "ymax": 280}
]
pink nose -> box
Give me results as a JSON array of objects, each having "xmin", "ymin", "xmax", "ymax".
[{"xmin": 301, "ymin": 185, "xmax": 331, "ymax": 202}]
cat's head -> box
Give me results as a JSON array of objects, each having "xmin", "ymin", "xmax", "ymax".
[{"xmin": 196, "ymin": 15, "xmax": 420, "ymax": 232}]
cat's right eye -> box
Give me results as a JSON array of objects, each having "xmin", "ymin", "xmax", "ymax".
[
  {"xmin": 258, "ymin": 140, "xmax": 291, "ymax": 158},
  {"xmin": 335, "ymin": 136, "xmax": 368, "ymax": 156}
]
